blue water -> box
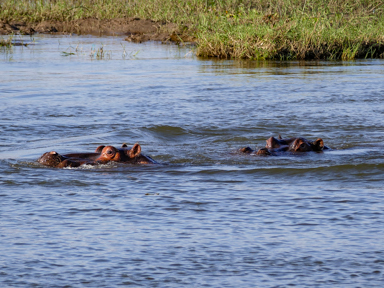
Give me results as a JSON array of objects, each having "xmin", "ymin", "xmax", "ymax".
[{"xmin": 1, "ymin": 34, "xmax": 384, "ymax": 287}]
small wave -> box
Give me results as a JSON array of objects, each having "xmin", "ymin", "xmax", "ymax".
[
  {"xmin": 143, "ymin": 125, "xmax": 192, "ymax": 142},
  {"xmin": 144, "ymin": 125, "xmax": 189, "ymax": 135}
]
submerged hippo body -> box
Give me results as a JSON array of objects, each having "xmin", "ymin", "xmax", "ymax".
[
  {"xmin": 38, "ymin": 143, "xmax": 157, "ymax": 168},
  {"xmin": 37, "ymin": 151, "xmax": 97, "ymax": 168},
  {"xmin": 239, "ymin": 135, "xmax": 328, "ymax": 156}
]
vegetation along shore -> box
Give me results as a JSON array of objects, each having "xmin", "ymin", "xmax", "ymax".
[{"xmin": 1, "ymin": 0, "xmax": 384, "ymax": 60}]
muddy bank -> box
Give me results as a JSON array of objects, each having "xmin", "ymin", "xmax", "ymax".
[{"xmin": 0, "ymin": 17, "xmax": 196, "ymax": 44}]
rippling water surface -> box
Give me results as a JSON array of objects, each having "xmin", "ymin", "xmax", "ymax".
[{"xmin": 1, "ymin": 35, "xmax": 384, "ymax": 287}]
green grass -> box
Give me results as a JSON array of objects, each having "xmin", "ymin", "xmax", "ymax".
[
  {"xmin": 0, "ymin": 34, "xmax": 15, "ymax": 49},
  {"xmin": 0, "ymin": 37, "xmax": 12, "ymax": 48},
  {"xmin": 1, "ymin": 0, "xmax": 384, "ymax": 60}
]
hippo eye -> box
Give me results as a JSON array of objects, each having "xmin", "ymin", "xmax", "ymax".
[
  {"xmin": 300, "ymin": 143, "xmax": 306, "ymax": 148},
  {"xmin": 107, "ymin": 149, "xmax": 113, "ymax": 155}
]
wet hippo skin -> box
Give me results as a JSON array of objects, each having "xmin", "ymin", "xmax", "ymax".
[
  {"xmin": 239, "ymin": 135, "xmax": 329, "ymax": 156},
  {"xmin": 95, "ymin": 143, "xmax": 157, "ymax": 164},
  {"xmin": 38, "ymin": 143, "xmax": 157, "ymax": 168},
  {"xmin": 37, "ymin": 151, "xmax": 97, "ymax": 168}
]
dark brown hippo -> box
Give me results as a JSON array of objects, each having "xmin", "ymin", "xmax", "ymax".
[
  {"xmin": 37, "ymin": 151, "xmax": 98, "ymax": 168},
  {"xmin": 38, "ymin": 143, "xmax": 157, "ymax": 168},
  {"xmin": 239, "ymin": 135, "xmax": 328, "ymax": 156},
  {"xmin": 288, "ymin": 137, "xmax": 325, "ymax": 152},
  {"xmin": 265, "ymin": 136, "xmax": 295, "ymax": 149},
  {"xmin": 95, "ymin": 143, "xmax": 157, "ymax": 164}
]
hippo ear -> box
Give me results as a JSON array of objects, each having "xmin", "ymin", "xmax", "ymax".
[
  {"xmin": 128, "ymin": 143, "xmax": 141, "ymax": 158},
  {"xmin": 313, "ymin": 138, "xmax": 324, "ymax": 151},
  {"xmin": 95, "ymin": 145, "xmax": 105, "ymax": 153},
  {"xmin": 278, "ymin": 134, "xmax": 282, "ymax": 140},
  {"xmin": 121, "ymin": 143, "xmax": 128, "ymax": 148}
]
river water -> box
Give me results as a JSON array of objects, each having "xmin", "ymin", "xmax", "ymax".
[{"xmin": 1, "ymin": 35, "xmax": 384, "ymax": 287}]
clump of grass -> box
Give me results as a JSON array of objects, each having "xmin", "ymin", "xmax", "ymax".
[
  {"xmin": 90, "ymin": 46, "xmax": 112, "ymax": 60},
  {"xmin": 0, "ymin": 37, "xmax": 13, "ymax": 48},
  {"xmin": 0, "ymin": 35, "xmax": 14, "ymax": 61},
  {"xmin": 1, "ymin": 0, "xmax": 384, "ymax": 60},
  {"xmin": 60, "ymin": 42, "xmax": 135, "ymax": 60},
  {"xmin": 194, "ymin": 0, "xmax": 384, "ymax": 60}
]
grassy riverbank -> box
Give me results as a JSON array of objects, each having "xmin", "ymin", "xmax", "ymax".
[{"xmin": 1, "ymin": 0, "xmax": 384, "ymax": 60}]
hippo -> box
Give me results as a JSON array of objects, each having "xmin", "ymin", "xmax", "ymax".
[
  {"xmin": 38, "ymin": 143, "xmax": 157, "ymax": 168},
  {"xmin": 37, "ymin": 151, "xmax": 98, "ymax": 168},
  {"xmin": 239, "ymin": 135, "xmax": 329, "ymax": 156},
  {"xmin": 95, "ymin": 143, "xmax": 157, "ymax": 164}
]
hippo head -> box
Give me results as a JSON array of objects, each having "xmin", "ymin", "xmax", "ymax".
[
  {"xmin": 95, "ymin": 143, "xmax": 142, "ymax": 163},
  {"xmin": 266, "ymin": 136, "xmax": 283, "ymax": 149},
  {"xmin": 38, "ymin": 151, "xmax": 66, "ymax": 167},
  {"xmin": 289, "ymin": 138, "xmax": 324, "ymax": 152}
]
